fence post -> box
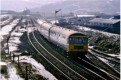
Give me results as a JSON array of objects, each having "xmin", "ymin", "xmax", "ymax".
[{"xmin": 25, "ymin": 66, "xmax": 28, "ymax": 80}]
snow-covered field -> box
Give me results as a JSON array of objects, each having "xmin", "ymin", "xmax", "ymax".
[
  {"xmin": 0, "ymin": 15, "xmax": 10, "ymax": 20},
  {"xmin": 107, "ymin": 54, "xmax": 120, "ymax": 59},
  {"xmin": 0, "ymin": 19, "xmax": 20, "ymax": 42},
  {"xmin": 4, "ymin": 29, "xmax": 24, "ymax": 53},
  {"xmin": 12, "ymin": 27, "xmax": 57, "ymax": 80},
  {"xmin": 77, "ymin": 25, "xmax": 120, "ymax": 54},
  {"xmin": 0, "ymin": 62, "xmax": 22, "ymax": 80},
  {"xmin": 0, "ymin": 18, "xmax": 24, "ymax": 79},
  {"xmin": 0, "ymin": 15, "xmax": 13, "ymax": 26},
  {"xmin": 1, "ymin": 19, "xmax": 20, "ymax": 36},
  {"xmin": 51, "ymin": 20, "xmax": 59, "ymax": 24},
  {"xmin": 78, "ymin": 26, "xmax": 119, "ymax": 38},
  {"xmin": 15, "ymin": 56, "xmax": 58, "ymax": 80},
  {"xmin": 89, "ymin": 46, "xmax": 120, "ymax": 59},
  {"xmin": 2, "ymin": 21, "xmax": 57, "ymax": 80},
  {"xmin": 0, "ymin": 74, "xmax": 7, "ymax": 80},
  {"xmin": 7, "ymin": 63, "xmax": 24, "ymax": 80},
  {"xmin": 97, "ymin": 57, "xmax": 119, "ymax": 70},
  {"xmin": 0, "ymin": 62, "xmax": 7, "ymax": 65}
]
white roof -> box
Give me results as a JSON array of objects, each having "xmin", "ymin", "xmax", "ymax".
[
  {"xmin": 38, "ymin": 19, "xmax": 85, "ymax": 37},
  {"xmin": 51, "ymin": 26, "xmax": 77, "ymax": 36},
  {"xmin": 76, "ymin": 15, "xmax": 96, "ymax": 17}
]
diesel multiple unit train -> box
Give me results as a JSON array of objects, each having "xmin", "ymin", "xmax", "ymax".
[{"xmin": 37, "ymin": 19, "xmax": 88, "ymax": 57}]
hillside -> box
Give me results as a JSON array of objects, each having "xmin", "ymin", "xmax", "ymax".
[{"xmin": 31, "ymin": 0, "xmax": 120, "ymax": 14}]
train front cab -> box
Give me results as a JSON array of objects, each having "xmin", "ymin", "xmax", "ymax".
[{"xmin": 67, "ymin": 33, "xmax": 88, "ymax": 58}]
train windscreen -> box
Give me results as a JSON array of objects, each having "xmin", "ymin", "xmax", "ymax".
[{"xmin": 68, "ymin": 37, "xmax": 88, "ymax": 44}]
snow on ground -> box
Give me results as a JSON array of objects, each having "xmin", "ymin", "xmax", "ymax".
[
  {"xmin": 51, "ymin": 20, "xmax": 59, "ymax": 24},
  {"xmin": 0, "ymin": 62, "xmax": 7, "ymax": 80},
  {"xmin": 88, "ymin": 46, "xmax": 94, "ymax": 49},
  {"xmin": 8, "ymin": 35, "xmax": 23, "ymax": 53},
  {"xmin": 107, "ymin": 54, "xmax": 120, "ymax": 59},
  {"xmin": 3, "ymin": 28, "xmax": 24, "ymax": 53},
  {"xmin": 1, "ymin": 19, "xmax": 20, "ymax": 36},
  {"xmin": 3, "ymin": 26, "xmax": 57, "ymax": 80},
  {"xmin": 2, "ymin": 25, "xmax": 24, "ymax": 52},
  {"xmin": 98, "ymin": 57, "xmax": 116, "ymax": 68},
  {"xmin": 0, "ymin": 74, "xmax": 7, "ymax": 80},
  {"xmin": 1, "ymin": 20, "xmax": 57, "ymax": 80},
  {"xmin": 0, "ymin": 15, "xmax": 10, "ymax": 19},
  {"xmin": 18, "ymin": 29, "xmax": 26, "ymax": 33},
  {"xmin": 1, "ymin": 27, "xmax": 25, "ymax": 80},
  {"xmin": 78, "ymin": 26, "xmax": 119, "ymax": 37},
  {"xmin": 9, "ymin": 46, "xmax": 18, "ymax": 52},
  {"xmin": 9, "ymin": 37, "xmax": 21, "ymax": 44},
  {"xmin": 37, "ymin": 19, "xmax": 58, "ymax": 24},
  {"xmin": 11, "ymin": 32, "xmax": 23, "ymax": 37},
  {"xmin": 0, "ymin": 15, "xmax": 10, "ymax": 21},
  {"xmin": 27, "ymin": 27, "xmax": 33, "ymax": 33},
  {"xmin": 15, "ymin": 56, "xmax": 58, "ymax": 80},
  {"xmin": 89, "ymin": 46, "xmax": 120, "ymax": 59},
  {"xmin": 7, "ymin": 63, "xmax": 23, "ymax": 80},
  {"xmin": 0, "ymin": 62, "xmax": 7, "ymax": 65},
  {"xmin": 0, "ymin": 16, "xmax": 13, "ymax": 26},
  {"xmin": 3, "ymin": 36, "xmax": 22, "ymax": 52},
  {"xmin": 0, "ymin": 33, "xmax": 4, "ymax": 42}
]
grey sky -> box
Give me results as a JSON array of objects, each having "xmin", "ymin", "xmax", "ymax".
[{"xmin": 1, "ymin": 0, "xmax": 65, "ymax": 11}]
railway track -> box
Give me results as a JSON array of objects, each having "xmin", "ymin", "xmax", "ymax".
[
  {"xmin": 86, "ymin": 51, "xmax": 120, "ymax": 79},
  {"xmin": 88, "ymin": 48, "xmax": 120, "ymax": 72},
  {"xmin": 27, "ymin": 31, "xmax": 86, "ymax": 80},
  {"xmin": 31, "ymin": 18, "xmax": 120, "ymax": 80},
  {"xmin": 28, "ymin": 19, "xmax": 107, "ymax": 79},
  {"xmin": 89, "ymin": 48, "xmax": 120, "ymax": 63},
  {"xmin": 35, "ymin": 30, "xmax": 119, "ymax": 80},
  {"xmin": 1, "ymin": 17, "xmax": 16, "ymax": 28},
  {"xmin": 33, "ymin": 29, "xmax": 111, "ymax": 80}
]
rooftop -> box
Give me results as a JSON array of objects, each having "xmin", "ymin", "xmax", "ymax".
[
  {"xmin": 76, "ymin": 15, "xmax": 96, "ymax": 18},
  {"xmin": 89, "ymin": 18, "xmax": 120, "ymax": 24}
]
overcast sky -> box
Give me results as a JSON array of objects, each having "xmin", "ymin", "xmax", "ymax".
[{"xmin": 1, "ymin": 0, "xmax": 65, "ymax": 11}]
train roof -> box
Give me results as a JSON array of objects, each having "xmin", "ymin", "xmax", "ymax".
[
  {"xmin": 37, "ymin": 19, "xmax": 86, "ymax": 37},
  {"xmin": 51, "ymin": 26, "xmax": 76, "ymax": 35},
  {"xmin": 37, "ymin": 19, "xmax": 54, "ymax": 30},
  {"xmin": 51, "ymin": 26, "xmax": 86, "ymax": 37}
]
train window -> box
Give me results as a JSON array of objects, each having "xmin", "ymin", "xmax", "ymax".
[
  {"xmin": 68, "ymin": 38, "xmax": 73, "ymax": 44},
  {"xmin": 82, "ymin": 38, "xmax": 88, "ymax": 44},
  {"xmin": 69, "ymin": 37, "xmax": 88, "ymax": 44},
  {"xmin": 78, "ymin": 38, "xmax": 88, "ymax": 44}
]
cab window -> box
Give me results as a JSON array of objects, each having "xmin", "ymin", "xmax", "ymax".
[{"xmin": 68, "ymin": 37, "xmax": 88, "ymax": 44}]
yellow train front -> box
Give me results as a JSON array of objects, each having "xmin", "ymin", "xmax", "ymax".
[{"xmin": 67, "ymin": 33, "xmax": 88, "ymax": 58}]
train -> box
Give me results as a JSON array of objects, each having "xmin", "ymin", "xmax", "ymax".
[{"xmin": 37, "ymin": 19, "xmax": 88, "ymax": 58}]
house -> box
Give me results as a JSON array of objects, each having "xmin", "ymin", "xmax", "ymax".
[
  {"xmin": 68, "ymin": 15, "xmax": 96, "ymax": 25},
  {"xmin": 88, "ymin": 18, "xmax": 120, "ymax": 34}
]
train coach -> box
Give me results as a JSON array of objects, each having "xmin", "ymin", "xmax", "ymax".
[{"xmin": 37, "ymin": 19, "xmax": 88, "ymax": 58}]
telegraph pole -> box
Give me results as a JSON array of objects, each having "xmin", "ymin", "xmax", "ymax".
[
  {"xmin": 12, "ymin": 53, "xmax": 14, "ymax": 62},
  {"xmin": 7, "ymin": 37, "xmax": 9, "ymax": 54},
  {"xmin": 10, "ymin": 51, "xmax": 11, "ymax": 59},
  {"xmin": 55, "ymin": 9, "xmax": 61, "ymax": 24}
]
